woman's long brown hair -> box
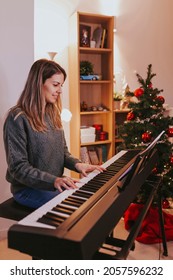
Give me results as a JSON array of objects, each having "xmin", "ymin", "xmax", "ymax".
[{"xmin": 10, "ymin": 59, "xmax": 67, "ymax": 131}]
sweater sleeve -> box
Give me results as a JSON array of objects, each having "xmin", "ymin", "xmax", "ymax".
[
  {"xmin": 62, "ymin": 130, "xmax": 81, "ymax": 171},
  {"xmin": 3, "ymin": 113, "xmax": 56, "ymax": 190}
]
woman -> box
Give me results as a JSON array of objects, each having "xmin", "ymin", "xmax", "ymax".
[{"xmin": 3, "ymin": 59, "xmax": 103, "ymax": 209}]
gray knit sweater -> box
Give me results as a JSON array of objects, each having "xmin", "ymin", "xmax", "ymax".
[{"xmin": 3, "ymin": 110, "xmax": 81, "ymax": 194}]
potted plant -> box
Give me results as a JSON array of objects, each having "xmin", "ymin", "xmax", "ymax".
[
  {"xmin": 80, "ymin": 60, "xmax": 94, "ymax": 76},
  {"xmin": 113, "ymin": 92, "xmax": 123, "ymax": 110}
]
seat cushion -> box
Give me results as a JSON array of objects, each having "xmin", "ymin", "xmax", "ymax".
[{"xmin": 0, "ymin": 197, "xmax": 34, "ymax": 221}]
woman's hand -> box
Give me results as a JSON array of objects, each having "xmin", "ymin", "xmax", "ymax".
[
  {"xmin": 54, "ymin": 176, "xmax": 78, "ymax": 192},
  {"xmin": 75, "ymin": 162, "xmax": 105, "ymax": 177}
]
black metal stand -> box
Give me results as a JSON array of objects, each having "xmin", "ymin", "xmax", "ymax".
[
  {"xmin": 93, "ymin": 176, "xmax": 168, "ymax": 259},
  {"xmin": 157, "ymin": 185, "xmax": 168, "ymax": 256}
]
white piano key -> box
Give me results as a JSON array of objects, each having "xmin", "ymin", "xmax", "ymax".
[
  {"xmin": 49, "ymin": 210, "xmax": 70, "ymax": 218},
  {"xmin": 71, "ymin": 193, "xmax": 88, "ymax": 199},
  {"xmin": 58, "ymin": 203, "xmax": 78, "ymax": 210}
]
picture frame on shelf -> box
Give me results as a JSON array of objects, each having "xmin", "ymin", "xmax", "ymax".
[{"xmin": 80, "ymin": 24, "xmax": 91, "ymax": 47}]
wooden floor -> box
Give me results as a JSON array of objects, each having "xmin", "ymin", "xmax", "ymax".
[{"xmin": 0, "ymin": 238, "xmax": 31, "ymax": 260}]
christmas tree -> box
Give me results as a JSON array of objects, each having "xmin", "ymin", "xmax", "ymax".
[{"xmin": 119, "ymin": 64, "xmax": 173, "ymax": 205}]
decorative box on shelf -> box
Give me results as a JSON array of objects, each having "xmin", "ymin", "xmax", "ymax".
[{"xmin": 80, "ymin": 126, "xmax": 96, "ymax": 143}]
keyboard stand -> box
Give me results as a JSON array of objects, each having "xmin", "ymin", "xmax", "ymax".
[
  {"xmin": 93, "ymin": 176, "xmax": 168, "ymax": 260},
  {"xmin": 158, "ymin": 183, "xmax": 168, "ymax": 256}
]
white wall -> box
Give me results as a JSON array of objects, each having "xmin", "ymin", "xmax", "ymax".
[
  {"xmin": 0, "ymin": 0, "xmax": 34, "ymax": 203},
  {"xmin": 114, "ymin": 0, "xmax": 173, "ymax": 106},
  {"xmin": 34, "ymin": 0, "xmax": 74, "ymax": 151}
]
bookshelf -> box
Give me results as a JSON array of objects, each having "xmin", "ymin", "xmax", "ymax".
[{"xmin": 69, "ymin": 12, "xmax": 114, "ymax": 177}]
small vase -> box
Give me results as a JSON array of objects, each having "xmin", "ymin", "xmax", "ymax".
[{"xmin": 114, "ymin": 100, "xmax": 121, "ymax": 110}]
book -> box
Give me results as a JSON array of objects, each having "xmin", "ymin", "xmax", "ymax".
[
  {"xmin": 101, "ymin": 144, "xmax": 107, "ymax": 163},
  {"xmin": 92, "ymin": 26, "xmax": 102, "ymax": 48},
  {"xmin": 100, "ymin": 29, "xmax": 106, "ymax": 48},
  {"xmin": 95, "ymin": 146, "xmax": 103, "ymax": 165},
  {"xmin": 80, "ymin": 147, "xmax": 91, "ymax": 164},
  {"xmin": 88, "ymin": 148, "xmax": 99, "ymax": 165}
]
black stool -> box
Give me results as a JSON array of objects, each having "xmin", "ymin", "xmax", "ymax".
[
  {"xmin": 0, "ymin": 197, "xmax": 34, "ymax": 221},
  {"xmin": 0, "ymin": 198, "xmax": 37, "ymax": 259}
]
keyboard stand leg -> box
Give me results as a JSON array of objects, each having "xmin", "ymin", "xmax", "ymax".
[{"xmin": 158, "ymin": 186, "xmax": 168, "ymax": 256}]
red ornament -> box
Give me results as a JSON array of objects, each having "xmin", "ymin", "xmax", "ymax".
[
  {"xmin": 142, "ymin": 132, "xmax": 152, "ymax": 143},
  {"xmin": 152, "ymin": 167, "xmax": 158, "ymax": 174},
  {"xmin": 127, "ymin": 111, "xmax": 135, "ymax": 121},
  {"xmin": 162, "ymin": 199, "xmax": 170, "ymax": 209},
  {"xmin": 170, "ymin": 155, "xmax": 173, "ymax": 165},
  {"xmin": 156, "ymin": 95, "xmax": 165, "ymax": 104},
  {"xmin": 148, "ymin": 83, "xmax": 153, "ymax": 88},
  {"xmin": 134, "ymin": 88, "xmax": 144, "ymax": 97},
  {"xmin": 167, "ymin": 128, "xmax": 173, "ymax": 137}
]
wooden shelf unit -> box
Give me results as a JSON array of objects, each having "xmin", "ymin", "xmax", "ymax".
[{"xmin": 69, "ymin": 12, "xmax": 114, "ymax": 176}]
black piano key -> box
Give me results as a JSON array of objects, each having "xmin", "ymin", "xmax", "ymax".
[
  {"xmin": 86, "ymin": 180, "xmax": 104, "ymax": 186},
  {"xmin": 37, "ymin": 216, "xmax": 61, "ymax": 227},
  {"xmin": 90, "ymin": 177, "xmax": 110, "ymax": 183},
  {"xmin": 106, "ymin": 169, "xmax": 117, "ymax": 173},
  {"xmin": 45, "ymin": 212, "xmax": 66, "ymax": 223},
  {"xmin": 52, "ymin": 206, "xmax": 74, "ymax": 215},
  {"xmin": 68, "ymin": 195, "xmax": 86, "ymax": 203},
  {"xmin": 85, "ymin": 181, "xmax": 103, "ymax": 187},
  {"xmin": 91, "ymin": 176, "xmax": 109, "ymax": 182},
  {"xmin": 79, "ymin": 188, "xmax": 95, "ymax": 194},
  {"xmin": 61, "ymin": 199, "xmax": 82, "ymax": 208},
  {"xmin": 82, "ymin": 187, "xmax": 100, "ymax": 193},
  {"xmin": 58, "ymin": 202, "xmax": 78, "ymax": 210},
  {"xmin": 73, "ymin": 190, "xmax": 93, "ymax": 198},
  {"xmin": 66, "ymin": 197, "xmax": 84, "ymax": 206},
  {"xmin": 107, "ymin": 164, "xmax": 123, "ymax": 169},
  {"xmin": 91, "ymin": 174, "xmax": 108, "ymax": 179},
  {"xmin": 81, "ymin": 185, "xmax": 100, "ymax": 192}
]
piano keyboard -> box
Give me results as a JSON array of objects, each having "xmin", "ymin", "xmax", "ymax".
[{"xmin": 18, "ymin": 149, "xmax": 140, "ymax": 230}]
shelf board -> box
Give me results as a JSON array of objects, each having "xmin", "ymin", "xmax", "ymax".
[
  {"xmin": 113, "ymin": 109, "xmax": 130, "ymax": 113},
  {"xmin": 80, "ymin": 80, "xmax": 111, "ymax": 84},
  {"xmin": 79, "ymin": 47, "xmax": 112, "ymax": 54},
  {"xmin": 81, "ymin": 140, "xmax": 111, "ymax": 146},
  {"xmin": 115, "ymin": 138, "xmax": 124, "ymax": 143},
  {"xmin": 79, "ymin": 12, "xmax": 113, "ymax": 24},
  {"xmin": 80, "ymin": 110, "xmax": 110, "ymax": 115}
]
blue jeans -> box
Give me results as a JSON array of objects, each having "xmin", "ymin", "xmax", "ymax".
[{"xmin": 13, "ymin": 188, "xmax": 61, "ymax": 209}]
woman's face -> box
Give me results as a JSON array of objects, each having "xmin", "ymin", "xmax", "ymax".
[{"xmin": 42, "ymin": 73, "xmax": 64, "ymax": 104}]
